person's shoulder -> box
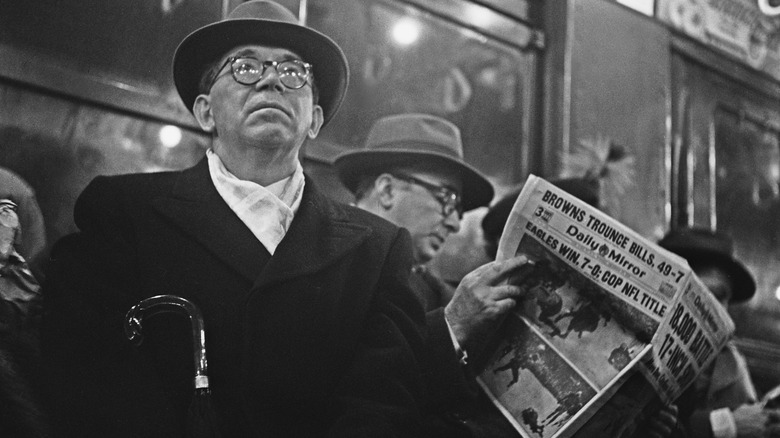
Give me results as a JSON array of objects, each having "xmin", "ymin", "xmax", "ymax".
[
  {"xmin": 326, "ymin": 197, "xmax": 400, "ymax": 235},
  {"xmin": 346, "ymin": 203, "xmax": 398, "ymax": 229},
  {"xmin": 301, "ymin": 180, "xmax": 397, "ymax": 230},
  {"xmin": 304, "ymin": 191, "xmax": 402, "ymax": 245},
  {"xmin": 93, "ymin": 168, "xmax": 182, "ymax": 186},
  {"xmin": 74, "ymin": 168, "xmax": 191, "ymax": 220},
  {"xmin": 72, "ymin": 168, "xmax": 193, "ymax": 230},
  {"xmin": 84, "ymin": 168, "xmax": 184, "ymax": 198}
]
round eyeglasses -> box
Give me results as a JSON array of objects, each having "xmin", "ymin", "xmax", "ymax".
[
  {"xmin": 392, "ymin": 173, "xmax": 463, "ymax": 219},
  {"xmin": 209, "ymin": 56, "xmax": 313, "ymax": 91}
]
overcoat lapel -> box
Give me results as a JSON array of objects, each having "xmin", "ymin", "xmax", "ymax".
[
  {"xmin": 252, "ymin": 180, "xmax": 372, "ymax": 291},
  {"xmin": 152, "ymin": 159, "xmax": 269, "ymax": 282},
  {"xmin": 152, "ymin": 159, "xmax": 373, "ymax": 289}
]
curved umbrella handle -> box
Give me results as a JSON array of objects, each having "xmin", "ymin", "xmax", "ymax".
[{"xmin": 124, "ymin": 295, "xmax": 210, "ymax": 390}]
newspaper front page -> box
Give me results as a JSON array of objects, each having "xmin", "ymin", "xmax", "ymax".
[{"xmin": 476, "ymin": 175, "xmax": 734, "ymax": 438}]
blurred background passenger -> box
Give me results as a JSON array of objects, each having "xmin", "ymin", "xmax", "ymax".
[
  {"xmin": 660, "ymin": 227, "xmax": 780, "ymax": 438},
  {"xmin": 0, "ymin": 167, "xmax": 46, "ymax": 280},
  {"xmin": 0, "ymin": 199, "xmax": 47, "ymax": 437}
]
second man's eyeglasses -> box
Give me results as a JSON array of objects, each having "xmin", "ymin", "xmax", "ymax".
[{"xmin": 392, "ymin": 173, "xmax": 463, "ymax": 219}]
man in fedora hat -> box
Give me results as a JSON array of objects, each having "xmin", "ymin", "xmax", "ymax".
[
  {"xmin": 659, "ymin": 227, "xmax": 780, "ymax": 438},
  {"xmin": 336, "ymin": 113, "xmax": 532, "ymax": 437},
  {"xmin": 40, "ymin": 2, "xmax": 430, "ymax": 437}
]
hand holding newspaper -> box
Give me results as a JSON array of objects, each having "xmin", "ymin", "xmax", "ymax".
[{"xmin": 476, "ymin": 175, "xmax": 735, "ymax": 438}]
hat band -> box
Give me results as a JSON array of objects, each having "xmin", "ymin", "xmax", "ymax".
[{"xmin": 367, "ymin": 140, "xmax": 463, "ymax": 160}]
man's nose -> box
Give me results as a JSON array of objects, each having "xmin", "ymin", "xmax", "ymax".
[
  {"xmin": 253, "ymin": 66, "xmax": 285, "ymax": 92},
  {"xmin": 442, "ymin": 210, "xmax": 461, "ymax": 234}
]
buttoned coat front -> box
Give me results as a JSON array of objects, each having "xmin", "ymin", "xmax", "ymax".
[{"xmin": 40, "ymin": 158, "xmax": 426, "ymax": 438}]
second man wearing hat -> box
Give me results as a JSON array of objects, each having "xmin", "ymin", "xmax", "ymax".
[{"xmin": 336, "ymin": 113, "xmax": 531, "ymax": 437}]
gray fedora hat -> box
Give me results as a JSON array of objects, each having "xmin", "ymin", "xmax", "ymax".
[
  {"xmin": 659, "ymin": 227, "xmax": 755, "ymax": 303},
  {"xmin": 173, "ymin": 0, "xmax": 349, "ymax": 127},
  {"xmin": 334, "ymin": 113, "xmax": 494, "ymax": 212}
]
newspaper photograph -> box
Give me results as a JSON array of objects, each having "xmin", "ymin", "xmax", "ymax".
[{"xmin": 477, "ymin": 175, "xmax": 734, "ymax": 438}]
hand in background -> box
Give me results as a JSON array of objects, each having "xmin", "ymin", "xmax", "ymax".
[
  {"xmin": 733, "ymin": 404, "xmax": 780, "ymax": 438},
  {"xmin": 644, "ymin": 404, "xmax": 679, "ymax": 438},
  {"xmin": 618, "ymin": 403, "xmax": 681, "ymax": 438}
]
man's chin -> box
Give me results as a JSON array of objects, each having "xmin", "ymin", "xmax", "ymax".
[
  {"xmin": 418, "ymin": 248, "xmax": 441, "ymax": 265},
  {"xmin": 243, "ymin": 127, "xmax": 293, "ymax": 147}
]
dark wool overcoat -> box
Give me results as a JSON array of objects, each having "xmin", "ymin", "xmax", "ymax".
[{"xmin": 40, "ymin": 158, "xmax": 426, "ymax": 438}]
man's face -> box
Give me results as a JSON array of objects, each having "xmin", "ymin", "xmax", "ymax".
[
  {"xmin": 386, "ymin": 169, "xmax": 463, "ymax": 264},
  {"xmin": 197, "ymin": 44, "xmax": 322, "ymax": 153},
  {"xmin": 696, "ymin": 265, "xmax": 734, "ymax": 308}
]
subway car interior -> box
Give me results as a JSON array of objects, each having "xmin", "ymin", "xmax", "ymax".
[{"xmin": 2, "ymin": 0, "xmax": 780, "ymax": 430}]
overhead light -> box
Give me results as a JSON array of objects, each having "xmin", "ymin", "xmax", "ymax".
[
  {"xmin": 159, "ymin": 125, "xmax": 182, "ymax": 148},
  {"xmin": 392, "ymin": 18, "xmax": 420, "ymax": 46}
]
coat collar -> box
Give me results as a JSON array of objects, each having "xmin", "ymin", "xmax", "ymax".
[
  {"xmin": 252, "ymin": 178, "xmax": 373, "ymax": 290},
  {"xmin": 153, "ymin": 158, "xmax": 372, "ymax": 286}
]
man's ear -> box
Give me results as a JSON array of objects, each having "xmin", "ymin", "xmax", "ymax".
[
  {"xmin": 375, "ymin": 173, "xmax": 396, "ymax": 211},
  {"xmin": 307, "ymin": 105, "xmax": 324, "ymax": 139},
  {"xmin": 193, "ymin": 95, "xmax": 216, "ymax": 133}
]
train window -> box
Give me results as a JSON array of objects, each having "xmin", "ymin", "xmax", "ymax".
[
  {"xmin": 0, "ymin": 83, "xmax": 209, "ymax": 251},
  {"xmin": 302, "ymin": 0, "xmax": 539, "ymax": 201},
  {"xmin": 0, "ymin": 0, "xmax": 223, "ymax": 125},
  {"xmin": 671, "ymin": 49, "xmax": 780, "ymax": 390},
  {"xmin": 672, "ymin": 49, "xmax": 780, "ymax": 308},
  {"xmin": 302, "ymin": 0, "xmax": 541, "ymax": 282},
  {"xmin": 713, "ymin": 108, "xmax": 780, "ymax": 303}
]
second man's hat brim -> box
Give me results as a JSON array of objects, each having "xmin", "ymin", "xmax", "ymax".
[{"xmin": 335, "ymin": 148, "xmax": 494, "ymax": 212}]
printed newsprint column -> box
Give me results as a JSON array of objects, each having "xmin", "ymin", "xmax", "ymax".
[
  {"xmin": 642, "ymin": 273, "xmax": 734, "ymax": 404},
  {"xmin": 477, "ymin": 175, "xmax": 734, "ymax": 438}
]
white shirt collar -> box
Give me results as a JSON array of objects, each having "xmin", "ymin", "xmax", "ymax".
[{"xmin": 206, "ymin": 149, "xmax": 305, "ymax": 255}]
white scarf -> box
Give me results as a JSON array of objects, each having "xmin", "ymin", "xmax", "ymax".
[{"xmin": 206, "ymin": 149, "xmax": 304, "ymax": 255}]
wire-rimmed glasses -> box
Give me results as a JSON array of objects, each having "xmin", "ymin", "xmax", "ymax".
[
  {"xmin": 209, "ymin": 56, "xmax": 312, "ymax": 91},
  {"xmin": 392, "ymin": 173, "xmax": 463, "ymax": 219}
]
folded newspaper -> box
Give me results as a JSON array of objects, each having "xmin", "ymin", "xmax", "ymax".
[{"xmin": 477, "ymin": 175, "xmax": 735, "ymax": 438}]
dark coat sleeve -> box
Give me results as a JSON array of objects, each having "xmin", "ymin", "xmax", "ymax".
[
  {"xmin": 422, "ymin": 307, "xmax": 475, "ymax": 406},
  {"xmin": 407, "ymin": 269, "xmax": 473, "ymax": 408},
  {"xmin": 420, "ymin": 308, "xmax": 522, "ymax": 438}
]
